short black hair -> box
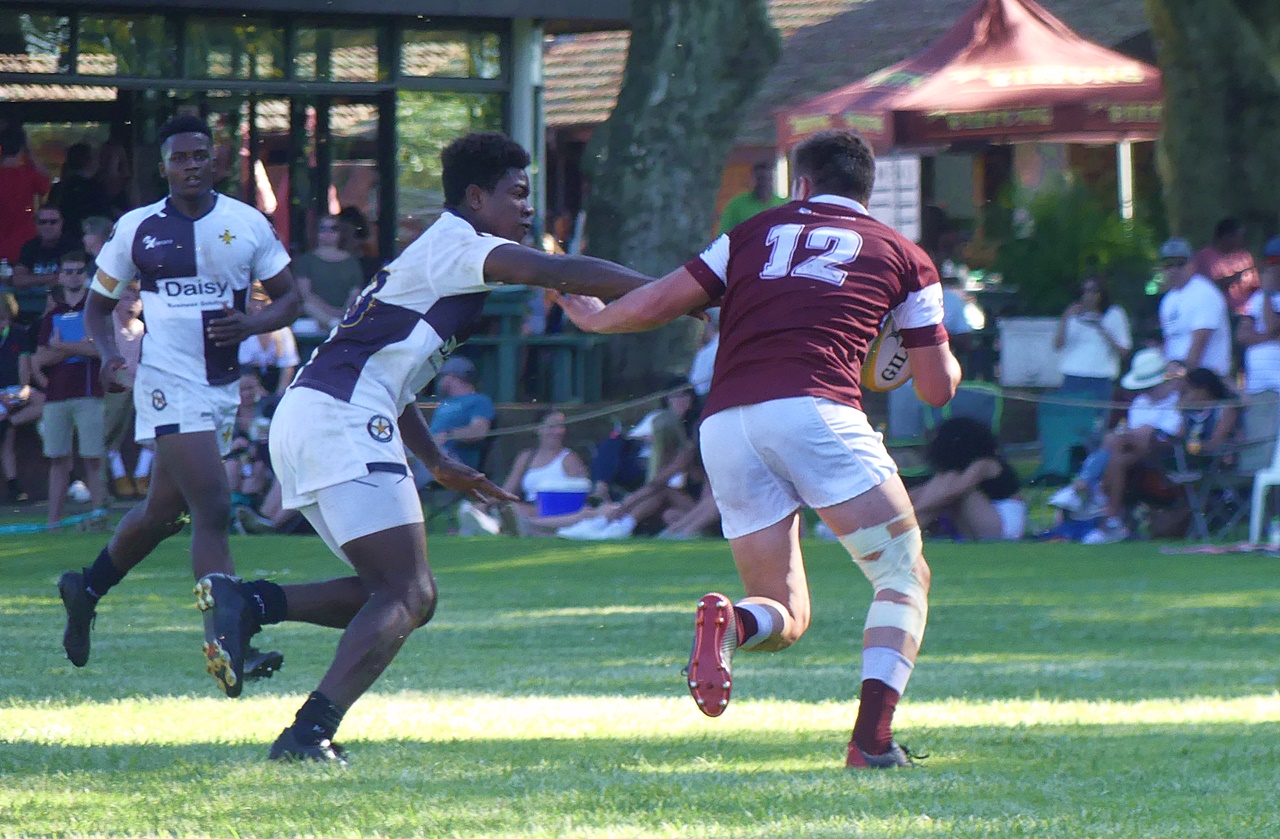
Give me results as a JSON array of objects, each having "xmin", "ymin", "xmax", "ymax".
[
  {"xmin": 441, "ymin": 132, "xmax": 530, "ymax": 207},
  {"xmin": 1213, "ymin": 217, "xmax": 1242, "ymax": 241},
  {"xmin": 158, "ymin": 114, "xmax": 212, "ymax": 149},
  {"xmin": 926, "ymin": 417, "xmax": 999, "ymax": 473},
  {"xmin": 1185, "ymin": 367, "xmax": 1231, "ymax": 400},
  {"xmin": 65, "ymin": 142, "xmax": 93, "ymax": 171},
  {"xmin": 792, "ymin": 129, "xmax": 876, "ymax": 204},
  {"xmin": 0, "ymin": 126, "xmax": 26, "ymax": 157},
  {"xmin": 60, "ymin": 250, "xmax": 88, "ymax": 266}
]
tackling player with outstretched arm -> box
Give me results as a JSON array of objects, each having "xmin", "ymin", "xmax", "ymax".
[
  {"xmin": 557, "ymin": 129, "xmax": 960, "ymax": 769},
  {"xmin": 262, "ymin": 132, "xmax": 659, "ymax": 762}
]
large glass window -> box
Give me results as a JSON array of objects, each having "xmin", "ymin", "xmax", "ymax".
[
  {"xmin": 396, "ymin": 91, "xmax": 502, "ymax": 250},
  {"xmin": 295, "ymin": 28, "xmax": 381, "ymax": 82},
  {"xmin": 0, "ymin": 13, "xmax": 69, "ymax": 74},
  {"xmin": 77, "ymin": 15, "xmax": 174, "ymax": 77},
  {"xmin": 400, "ymin": 30, "xmax": 501, "ymax": 79},
  {"xmin": 184, "ymin": 18, "xmax": 284, "ymax": 80}
]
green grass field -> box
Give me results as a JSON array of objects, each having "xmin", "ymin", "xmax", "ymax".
[{"xmin": 2, "ymin": 532, "xmax": 1279, "ymax": 838}]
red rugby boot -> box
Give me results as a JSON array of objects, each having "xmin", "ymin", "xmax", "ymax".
[{"xmin": 685, "ymin": 592, "xmax": 741, "ymax": 717}]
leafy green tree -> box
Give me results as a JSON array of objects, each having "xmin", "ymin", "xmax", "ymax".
[
  {"xmin": 582, "ymin": 0, "xmax": 781, "ymax": 395},
  {"xmin": 1144, "ymin": 0, "xmax": 1280, "ymax": 243}
]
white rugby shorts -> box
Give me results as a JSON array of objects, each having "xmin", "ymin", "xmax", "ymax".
[
  {"xmin": 270, "ymin": 385, "xmax": 411, "ymax": 509},
  {"xmin": 133, "ymin": 365, "xmax": 238, "ymax": 456},
  {"xmin": 700, "ymin": 396, "xmax": 898, "ymax": 539},
  {"xmin": 298, "ymin": 470, "xmax": 425, "ymax": 566}
]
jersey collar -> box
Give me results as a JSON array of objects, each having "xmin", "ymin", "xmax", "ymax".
[{"xmin": 808, "ymin": 194, "xmax": 869, "ymax": 215}]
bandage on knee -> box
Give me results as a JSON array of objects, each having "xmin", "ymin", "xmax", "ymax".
[{"xmin": 839, "ymin": 515, "xmax": 928, "ymax": 645}]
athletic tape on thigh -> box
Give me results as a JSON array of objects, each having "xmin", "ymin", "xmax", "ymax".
[{"xmin": 839, "ymin": 515, "xmax": 927, "ymax": 643}]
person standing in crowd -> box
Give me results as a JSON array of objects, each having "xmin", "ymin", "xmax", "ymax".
[
  {"xmin": 1054, "ymin": 277, "xmax": 1131, "ymax": 398},
  {"xmin": 237, "ymin": 285, "xmax": 300, "ymax": 396},
  {"xmin": 263, "ymin": 131, "xmax": 658, "ymax": 762},
  {"xmin": 428, "ymin": 356, "xmax": 495, "ymax": 471},
  {"xmin": 293, "ymin": 214, "xmax": 365, "ymax": 330},
  {"xmin": 49, "ymin": 142, "xmax": 112, "ymax": 239},
  {"xmin": 0, "ymin": 292, "xmax": 44, "ymax": 503},
  {"xmin": 33, "ymin": 252, "xmax": 107, "ymax": 528},
  {"xmin": 102, "ymin": 282, "xmax": 150, "ymax": 499},
  {"xmin": 79, "ymin": 215, "xmax": 113, "ymax": 276},
  {"xmin": 717, "ymin": 161, "xmax": 786, "ymax": 234},
  {"xmin": 95, "ymin": 123, "xmax": 134, "ymax": 218},
  {"xmin": 54, "ymin": 114, "xmax": 298, "ymax": 698},
  {"xmin": 0, "ymin": 126, "xmax": 51, "ymax": 266},
  {"xmin": 557, "ymin": 129, "xmax": 960, "ymax": 769},
  {"xmin": 13, "ymin": 206, "xmax": 76, "ymax": 326},
  {"xmin": 1191, "ymin": 217, "xmax": 1257, "ymax": 315},
  {"xmin": 1158, "ymin": 237, "xmax": 1232, "ymax": 377},
  {"xmin": 1235, "ymin": 236, "xmax": 1280, "ymax": 470}
]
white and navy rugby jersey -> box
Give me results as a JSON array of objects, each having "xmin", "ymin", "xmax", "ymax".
[
  {"xmin": 291, "ymin": 211, "xmax": 509, "ymax": 415},
  {"xmin": 90, "ymin": 194, "xmax": 291, "ymax": 386}
]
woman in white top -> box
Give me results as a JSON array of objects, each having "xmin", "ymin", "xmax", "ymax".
[
  {"xmin": 1235, "ymin": 255, "xmax": 1280, "ymax": 469},
  {"xmin": 1038, "ymin": 277, "xmax": 1133, "ymax": 479},
  {"xmin": 238, "ymin": 287, "xmax": 300, "ymax": 395}
]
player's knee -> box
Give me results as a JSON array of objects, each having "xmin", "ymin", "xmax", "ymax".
[
  {"xmin": 840, "ymin": 515, "xmax": 928, "ymax": 640},
  {"xmin": 403, "ymin": 576, "xmax": 438, "ymax": 628}
]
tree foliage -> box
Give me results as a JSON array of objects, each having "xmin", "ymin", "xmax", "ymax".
[
  {"xmin": 582, "ymin": 0, "xmax": 780, "ymax": 393},
  {"xmin": 1144, "ymin": 0, "xmax": 1280, "ymax": 243}
]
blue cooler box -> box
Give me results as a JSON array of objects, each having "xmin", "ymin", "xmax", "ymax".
[{"xmin": 536, "ymin": 477, "xmax": 592, "ymax": 517}]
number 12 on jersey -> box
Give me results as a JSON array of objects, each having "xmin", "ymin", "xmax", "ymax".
[{"xmin": 759, "ymin": 223, "xmax": 863, "ymax": 286}]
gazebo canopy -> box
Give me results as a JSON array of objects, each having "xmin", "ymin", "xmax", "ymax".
[{"xmin": 776, "ymin": 0, "xmax": 1163, "ymax": 151}]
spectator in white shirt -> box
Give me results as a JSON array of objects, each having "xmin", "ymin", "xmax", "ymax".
[
  {"xmin": 237, "ymin": 285, "xmax": 299, "ymax": 396},
  {"xmin": 1158, "ymin": 237, "xmax": 1232, "ymax": 377},
  {"xmin": 1235, "ymin": 235, "xmax": 1280, "ymax": 469}
]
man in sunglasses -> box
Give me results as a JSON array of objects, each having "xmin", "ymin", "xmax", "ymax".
[
  {"xmin": 13, "ymin": 206, "xmax": 76, "ymax": 327},
  {"xmin": 1157, "ymin": 237, "xmax": 1231, "ymax": 378}
]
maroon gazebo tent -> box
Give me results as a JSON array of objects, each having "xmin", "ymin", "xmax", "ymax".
[{"xmin": 776, "ymin": 0, "xmax": 1163, "ymax": 152}]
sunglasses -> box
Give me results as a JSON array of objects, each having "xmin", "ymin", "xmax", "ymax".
[
  {"xmin": 61, "ymin": 266, "xmax": 87, "ymax": 274},
  {"xmin": 1161, "ymin": 259, "xmax": 1188, "ymax": 268},
  {"xmin": 37, "ymin": 218, "xmax": 61, "ymax": 225}
]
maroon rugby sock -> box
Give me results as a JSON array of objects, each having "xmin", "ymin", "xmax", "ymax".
[{"xmin": 851, "ymin": 678, "xmax": 900, "ymax": 756}]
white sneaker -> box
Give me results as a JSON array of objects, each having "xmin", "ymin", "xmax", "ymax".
[
  {"xmin": 557, "ymin": 516, "xmax": 611, "ymax": 539},
  {"xmin": 596, "ymin": 515, "xmax": 636, "ymax": 539},
  {"xmin": 1082, "ymin": 517, "xmax": 1129, "ymax": 544},
  {"xmin": 1048, "ymin": 485, "xmax": 1083, "ymax": 513},
  {"xmin": 457, "ymin": 501, "xmax": 500, "ymax": 536}
]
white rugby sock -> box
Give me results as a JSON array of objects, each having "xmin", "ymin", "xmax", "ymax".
[
  {"xmin": 861, "ymin": 646, "xmax": 915, "ymax": 694},
  {"xmin": 108, "ymin": 451, "xmax": 126, "ymax": 480},
  {"xmin": 735, "ymin": 601, "xmax": 775, "ymax": 649},
  {"xmin": 133, "ymin": 447, "xmax": 154, "ymax": 478}
]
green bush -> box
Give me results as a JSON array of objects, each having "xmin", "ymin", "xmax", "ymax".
[{"xmin": 993, "ymin": 182, "xmax": 1158, "ymax": 317}]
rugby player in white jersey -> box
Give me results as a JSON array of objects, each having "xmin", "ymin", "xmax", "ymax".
[
  {"xmin": 56, "ymin": 115, "xmax": 300, "ymax": 696},
  {"xmin": 263, "ymin": 132, "xmax": 656, "ymax": 762},
  {"xmin": 557, "ymin": 129, "xmax": 961, "ymax": 769}
]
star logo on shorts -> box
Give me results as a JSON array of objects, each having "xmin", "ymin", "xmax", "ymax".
[
  {"xmin": 219, "ymin": 228, "xmax": 236, "ymax": 245},
  {"xmin": 367, "ymin": 414, "xmax": 393, "ymax": 442},
  {"xmin": 151, "ymin": 389, "xmax": 167, "ymax": 411}
]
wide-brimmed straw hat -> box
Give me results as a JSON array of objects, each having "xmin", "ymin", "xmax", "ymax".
[{"xmin": 1120, "ymin": 347, "xmax": 1168, "ymax": 391}]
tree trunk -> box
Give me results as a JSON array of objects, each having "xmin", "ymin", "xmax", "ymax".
[
  {"xmin": 1144, "ymin": 0, "xmax": 1280, "ymax": 242},
  {"xmin": 582, "ymin": 0, "xmax": 780, "ymax": 396}
]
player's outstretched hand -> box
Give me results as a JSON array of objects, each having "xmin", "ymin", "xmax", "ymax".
[
  {"xmin": 206, "ymin": 304, "xmax": 255, "ymax": 348},
  {"xmin": 100, "ymin": 357, "xmax": 131, "ymax": 394},
  {"xmin": 551, "ymin": 292, "xmax": 606, "ymax": 331},
  {"xmin": 430, "ymin": 457, "xmax": 519, "ymax": 504}
]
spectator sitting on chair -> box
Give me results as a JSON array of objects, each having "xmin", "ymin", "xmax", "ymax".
[
  {"xmin": 0, "ymin": 292, "xmax": 44, "ymax": 502},
  {"xmin": 908, "ymin": 416, "xmax": 1026, "ymax": 541},
  {"xmin": 429, "ymin": 355, "xmax": 494, "ymax": 471},
  {"xmin": 1049, "ymin": 349, "xmax": 1186, "ymax": 544},
  {"xmin": 1235, "ymin": 237, "xmax": 1280, "ymax": 471},
  {"xmin": 456, "ymin": 408, "xmax": 589, "ymax": 536}
]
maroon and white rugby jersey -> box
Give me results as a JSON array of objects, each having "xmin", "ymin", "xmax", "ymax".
[{"xmin": 686, "ymin": 194, "xmax": 947, "ymax": 418}]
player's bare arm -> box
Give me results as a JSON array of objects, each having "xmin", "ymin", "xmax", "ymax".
[
  {"xmin": 905, "ymin": 343, "xmax": 961, "ymax": 407},
  {"xmin": 398, "ymin": 401, "xmax": 516, "ymax": 504},
  {"xmin": 83, "ymin": 282, "xmax": 129, "ymax": 393},
  {"xmin": 206, "ymin": 267, "xmax": 301, "ymax": 348},
  {"xmin": 483, "ymin": 243, "xmax": 655, "ymax": 300},
  {"xmin": 555, "ymin": 267, "xmax": 712, "ymax": 333}
]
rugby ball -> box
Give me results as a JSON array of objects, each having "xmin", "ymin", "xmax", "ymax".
[{"xmin": 862, "ymin": 313, "xmax": 912, "ymax": 392}]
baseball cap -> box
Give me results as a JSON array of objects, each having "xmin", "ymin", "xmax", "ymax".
[
  {"xmin": 1159, "ymin": 238, "xmax": 1193, "ymax": 262},
  {"xmin": 1264, "ymin": 235, "xmax": 1280, "ymax": 264},
  {"xmin": 438, "ymin": 356, "xmax": 476, "ymax": 381}
]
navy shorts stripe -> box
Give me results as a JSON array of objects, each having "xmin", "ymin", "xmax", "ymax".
[{"xmin": 155, "ymin": 423, "xmax": 181, "ymax": 436}]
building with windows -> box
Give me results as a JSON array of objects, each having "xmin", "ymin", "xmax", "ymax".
[{"xmin": 1, "ymin": 0, "xmax": 629, "ymax": 261}]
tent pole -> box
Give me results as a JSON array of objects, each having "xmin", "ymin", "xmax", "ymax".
[{"xmin": 1116, "ymin": 139, "xmax": 1134, "ymax": 221}]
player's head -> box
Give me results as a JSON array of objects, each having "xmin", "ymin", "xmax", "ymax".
[
  {"xmin": 441, "ymin": 132, "xmax": 533, "ymax": 242},
  {"xmin": 157, "ymin": 114, "xmax": 215, "ymax": 201},
  {"xmin": 791, "ymin": 130, "xmax": 875, "ymax": 205},
  {"xmin": 58, "ymin": 251, "xmax": 89, "ymax": 292}
]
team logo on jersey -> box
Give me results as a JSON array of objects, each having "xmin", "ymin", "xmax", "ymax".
[
  {"xmin": 151, "ymin": 389, "xmax": 167, "ymax": 410},
  {"xmin": 367, "ymin": 414, "xmax": 394, "ymax": 442},
  {"xmin": 143, "ymin": 235, "xmax": 174, "ymax": 250},
  {"xmin": 219, "ymin": 229, "xmax": 236, "ymax": 245}
]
